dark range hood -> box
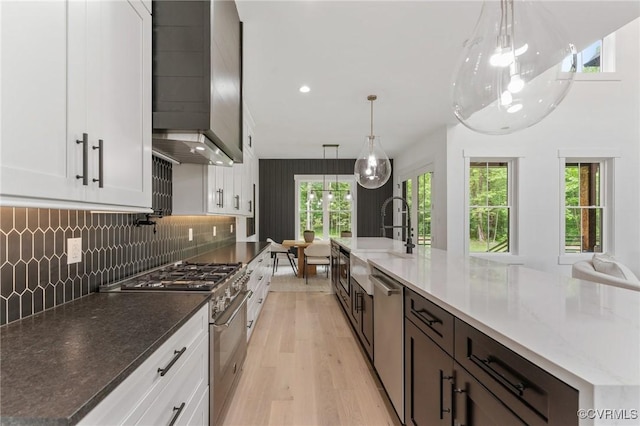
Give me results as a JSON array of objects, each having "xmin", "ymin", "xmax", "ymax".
[{"xmin": 152, "ymin": 0, "xmax": 243, "ymax": 165}]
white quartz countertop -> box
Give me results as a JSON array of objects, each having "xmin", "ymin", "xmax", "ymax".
[{"xmin": 333, "ymin": 237, "xmax": 640, "ymax": 424}]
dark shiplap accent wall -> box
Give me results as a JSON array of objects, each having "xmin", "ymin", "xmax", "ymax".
[
  {"xmin": 259, "ymin": 159, "xmax": 393, "ymax": 242},
  {"xmin": 0, "ymin": 208, "xmax": 236, "ymax": 325}
]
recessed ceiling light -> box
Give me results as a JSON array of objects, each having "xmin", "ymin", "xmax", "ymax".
[{"xmin": 299, "ymin": 85, "xmax": 310, "ymax": 93}]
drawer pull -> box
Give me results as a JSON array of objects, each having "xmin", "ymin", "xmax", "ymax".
[
  {"xmin": 157, "ymin": 347, "xmax": 186, "ymax": 377},
  {"xmin": 413, "ymin": 308, "xmax": 442, "ymax": 326},
  {"xmin": 168, "ymin": 402, "xmax": 185, "ymax": 426},
  {"xmin": 474, "ymin": 355, "xmax": 527, "ymax": 395}
]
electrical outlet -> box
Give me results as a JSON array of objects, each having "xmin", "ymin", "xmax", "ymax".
[
  {"xmin": 213, "ymin": 226, "xmax": 217, "ymax": 237},
  {"xmin": 188, "ymin": 228, "xmax": 193, "ymax": 241},
  {"xmin": 230, "ymin": 224, "xmax": 234, "ymax": 233},
  {"xmin": 67, "ymin": 238, "xmax": 82, "ymax": 264}
]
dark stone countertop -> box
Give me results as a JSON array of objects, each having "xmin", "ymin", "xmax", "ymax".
[
  {"xmin": 0, "ymin": 292, "xmax": 210, "ymax": 426},
  {"xmin": 187, "ymin": 241, "xmax": 270, "ymax": 265}
]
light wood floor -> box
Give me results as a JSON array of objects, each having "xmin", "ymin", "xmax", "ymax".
[{"xmin": 219, "ymin": 292, "xmax": 400, "ymax": 426}]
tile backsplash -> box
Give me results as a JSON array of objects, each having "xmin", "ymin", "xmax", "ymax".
[{"xmin": 0, "ymin": 207, "xmax": 235, "ymax": 325}]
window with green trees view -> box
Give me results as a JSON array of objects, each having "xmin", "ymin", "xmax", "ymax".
[
  {"xmin": 564, "ymin": 162, "xmax": 603, "ymax": 253},
  {"xmin": 402, "ymin": 171, "xmax": 432, "ymax": 246},
  {"xmin": 297, "ymin": 178, "xmax": 354, "ymax": 240},
  {"xmin": 469, "ymin": 162, "xmax": 511, "ymax": 253}
]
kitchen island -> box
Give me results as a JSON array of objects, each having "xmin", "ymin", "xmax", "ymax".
[{"xmin": 333, "ymin": 237, "xmax": 639, "ymax": 425}]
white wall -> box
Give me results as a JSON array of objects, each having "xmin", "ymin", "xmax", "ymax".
[{"xmin": 395, "ymin": 18, "xmax": 640, "ymax": 277}]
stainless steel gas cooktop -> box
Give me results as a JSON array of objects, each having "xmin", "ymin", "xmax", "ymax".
[{"xmin": 119, "ymin": 262, "xmax": 243, "ymax": 292}]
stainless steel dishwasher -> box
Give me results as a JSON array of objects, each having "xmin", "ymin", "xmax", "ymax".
[{"xmin": 371, "ymin": 267, "xmax": 404, "ymax": 424}]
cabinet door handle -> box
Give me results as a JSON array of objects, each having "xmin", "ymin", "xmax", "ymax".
[
  {"xmin": 92, "ymin": 139, "xmax": 103, "ymax": 188},
  {"xmin": 248, "ymin": 200, "xmax": 252, "ymax": 212},
  {"xmin": 168, "ymin": 402, "xmax": 185, "ymax": 426},
  {"xmin": 356, "ymin": 292, "xmax": 363, "ymax": 312},
  {"xmin": 473, "ymin": 355, "xmax": 527, "ymax": 395},
  {"xmin": 76, "ymin": 133, "xmax": 88, "ymax": 185},
  {"xmin": 412, "ymin": 307, "xmax": 442, "ymax": 326},
  {"xmin": 247, "ymin": 319, "xmax": 254, "ymax": 329},
  {"xmin": 441, "ymin": 372, "xmax": 453, "ymax": 416},
  {"xmin": 217, "ymin": 188, "xmax": 224, "ymax": 207},
  {"xmin": 234, "ymin": 195, "xmax": 240, "ymax": 210},
  {"xmin": 258, "ymin": 298, "xmax": 263, "ymax": 304},
  {"xmin": 453, "ymin": 386, "xmax": 467, "ymax": 426},
  {"xmin": 157, "ymin": 347, "xmax": 186, "ymax": 377}
]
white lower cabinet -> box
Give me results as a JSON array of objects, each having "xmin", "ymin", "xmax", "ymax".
[
  {"xmin": 79, "ymin": 305, "xmax": 209, "ymax": 426},
  {"xmin": 246, "ymin": 246, "xmax": 273, "ymax": 341}
]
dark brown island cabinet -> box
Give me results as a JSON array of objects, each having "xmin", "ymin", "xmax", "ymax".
[
  {"xmin": 404, "ymin": 288, "xmax": 579, "ymax": 426},
  {"xmin": 349, "ymin": 277, "xmax": 374, "ymax": 360},
  {"xmin": 331, "ymin": 242, "xmax": 374, "ymax": 361}
]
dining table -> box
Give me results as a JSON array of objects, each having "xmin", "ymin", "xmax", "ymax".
[{"xmin": 281, "ymin": 240, "xmax": 317, "ymax": 278}]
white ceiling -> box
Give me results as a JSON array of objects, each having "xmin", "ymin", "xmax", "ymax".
[{"xmin": 236, "ymin": 0, "xmax": 640, "ymax": 159}]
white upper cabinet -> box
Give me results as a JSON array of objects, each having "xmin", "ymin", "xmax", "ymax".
[
  {"xmin": 85, "ymin": 0, "xmax": 152, "ymax": 209},
  {"xmin": 0, "ymin": 0, "xmax": 152, "ymax": 211}
]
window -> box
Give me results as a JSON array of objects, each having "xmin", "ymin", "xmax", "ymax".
[
  {"xmin": 401, "ymin": 169, "xmax": 434, "ymax": 246},
  {"xmin": 468, "ymin": 161, "xmax": 511, "ymax": 253},
  {"xmin": 402, "ymin": 179, "xmax": 412, "ymax": 242},
  {"xmin": 561, "ymin": 33, "xmax": 616, "ymax": 74},
  {"xmin": 564, "ymin": 162, "xmax": 603, "ymax": 253},
  {"xmin": 417, "ymin": 172, "xmax": 432, "ymax": 246},
  {"xmin": 296, "ymin": 176, "xmax": 355, "ymax": 240}
]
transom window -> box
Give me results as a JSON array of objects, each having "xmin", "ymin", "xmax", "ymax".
[
  {"xmin": 296, "ymin": 176, "xmax": 355, "ymax": 240},
  {"xmin": 564, "ymin": 162, "xmax": 603, "ymax": 253},
  {"xmin": 468, "ymin": 161, "xmax": 512, "ymax": 253}
]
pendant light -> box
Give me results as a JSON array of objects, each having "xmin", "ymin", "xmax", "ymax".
[
  {"xmin": 451, "ymin": 0, "xmax": 577, "ymax": 134},
  {"xmin": 322, "ymin": 144, "xmax": 333, "ymax": 200},
  {"xmin": 354, "ymin": 95, "xmax": 392, "ymax": 189}
]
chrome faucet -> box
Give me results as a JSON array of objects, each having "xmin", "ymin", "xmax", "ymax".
[{"xmin": 380, "ymin": 196, "xmax": 416, "ymax": 254}]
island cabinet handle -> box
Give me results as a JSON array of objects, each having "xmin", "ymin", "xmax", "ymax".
[
  {"xmin": 412, "ymin": 307, "xmax": 442, "ymax": 327},
  {"xmin": 453, "ymin": 385, "xmax": 467, "ymax": 426},
  {"xmin": 355, "ymin": 292, "xmax": 363, "ymax": 312},
  {"xmin": 472, "ymin": 354, "xmax": 527, "ymax": 396},
  {"xmin": 168, "ymin": 402, "xmax": 186, "ymax": 426},
  {"xmin": 157, "ymin": 347, "xmax": 187, "ymax": 377},
  {"xmin": 441, "ymin": 373, "xmax": 454, "ymax": 416}
]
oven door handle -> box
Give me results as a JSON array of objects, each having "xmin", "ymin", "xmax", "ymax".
[{"xmin": 213, "ymin": 290, "xmax": 252, "ymax": 329}]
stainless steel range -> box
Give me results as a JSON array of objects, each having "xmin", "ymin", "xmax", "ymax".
[{"xmin": 119, "ymin": 261, "xmax": 251, "ymax": 425}]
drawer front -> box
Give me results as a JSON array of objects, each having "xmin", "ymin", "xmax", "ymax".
[
  {"xmin": 455, "ymin": 319, "xmax": 578, "ymax": 426},
  {"xmin": 79, "ymin": 305, "xmax": 208, "ymax": 426},
  {"xmin": 135, "ymin": 333, "xmax": 209, "ymax": 425},
  {"xmin": 453, "ymin": 362, "xmax": 526, "ymax": 426},
  {"xmin": 180, "ymin": 386, "xmax": 209, "ymax": 426},
  {"xmin": 404, "ymin": 288, "xmax": 454, "ymax": 356}
]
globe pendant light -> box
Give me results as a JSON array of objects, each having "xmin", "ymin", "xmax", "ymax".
[
  {"xmin": 355, "ymin": 95, "xmax": 392, "ymax": 189},
  {"xmin": 451, "ymin": 0, "xmax": 577, "ymax": 134}
]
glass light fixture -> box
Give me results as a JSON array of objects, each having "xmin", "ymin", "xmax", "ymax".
[
  {"xmin": 451, "ymin": 0, "xmax": 577, "ymax": 134},
  {"xmin": 355, "ymin": 95, "xmax": 392, "ymax": 189}
]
